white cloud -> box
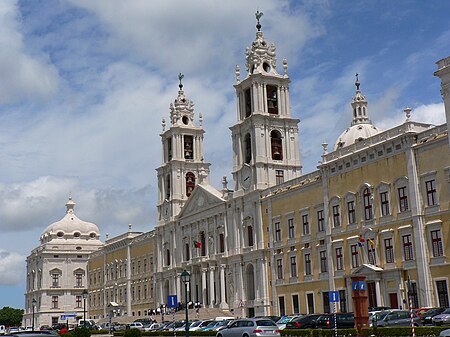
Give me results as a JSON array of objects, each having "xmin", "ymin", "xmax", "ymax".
[
  {"xmin": 0, "ymin": 250, "xmax": 25, "ymax": 285},
  {"xmin": 0, "ymin": 0, "xmax": 59, "ymax": 103}
]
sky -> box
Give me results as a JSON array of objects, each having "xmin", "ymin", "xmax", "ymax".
[{"xmin": 0, "ymin": 0, "xmax": 448, "ymax": 309}]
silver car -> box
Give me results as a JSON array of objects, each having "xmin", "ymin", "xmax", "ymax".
[
  {"xmin": 216, "ymin": 319, "xmax": 280, "ymax": 337},
  {"xmin": 374, "ymin": 310, "xmax": 421, "ymax": 327}
]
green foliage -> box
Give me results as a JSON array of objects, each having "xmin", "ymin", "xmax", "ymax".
[
  {"xmin": 91, "ymin": 330, "xmax": 109, "ymax": 334},
  {"xmin": 124, "ymin": 328, "xmax": 142, "ymax": 337},
  {"xmin": 0, "ymin": 306, "xmax": 24, "ymax": 327},
  {"xmin": 64, "ymin": 328, "xmax": 91, "ymax": 337}
]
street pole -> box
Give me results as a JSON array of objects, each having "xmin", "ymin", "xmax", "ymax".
[
  {"xmin": 181, "ymin": 270, "xmax": 190, "ymax": 337},
  {"xmin": 31, "ymin": 298, "xmax": 36, "ymax": 331},
  {"xmin": 82, "ymin": 289, "xmax": 88, "ymax": 328}
]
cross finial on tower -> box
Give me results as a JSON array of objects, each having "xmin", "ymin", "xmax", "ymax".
[
  {"xmin": 178, "ymin": 73, "xmax": 184, "ymax": 90},
  {"xmin": 355, "ymin": 73, "xmax": 361, "ymax": 91},
  {"xmin": 255, "ymin": 10, "xmax": 263, "ymax": 31}
]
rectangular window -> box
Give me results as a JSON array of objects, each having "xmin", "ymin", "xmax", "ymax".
[
  {"xmin": 380, "ymin": 192, "xmax": 390, "ymax": 216},
  {"xmin": 347, "ymin": 201, "xmax": 356, "ymax": 224},
  {"xmin": 278, "ymin": 296, "xmax": 285, "ymax": 317},
  {"xmin": 431, "ymin": 230, "xmax": 443, "ymax": 257},
  {"xmin": 426, "ymin": 179, "xmax": 437, "ymax": 206},
  {"xmin": 307, "ymin": 293, "xmax": 314, "ymax": 314},
  {"xmin": 398, "ymin": 187, "xmax": 409, "ymax": 212},
  {"xmin": 52, "ymin": 274, "xmax": 59, "ymax": 287},
  {"xmin": 351, "ymin": 244, "xmax": 359, "ymax": 268},
  {"xmin": 276, "ymin": 170, "xmax": 284, "ymax": 185},
  {"xmin": 339, "ymin": 290, "xmax": 347, "ymax": 313},
  {"xmin": 276, "ymin": 259, "xmax": 283, "ymax": 279},
  {"xmin": 322, "ymin": 292, "xmax": 330, "ymax": 314},
  {"xmin": 52, "ymin": 296, "xmax": 58, "ymax": 309},
  {"xmin": 384, "ymin": 238, "xmax": 394, "ymax": 263},
  {"xmin": 409, "ymin": 282, "xmax": 419, "ymax": 309},
  {"xmin": 75, "ymin": 273, "xmax": 83, "ymax": 287},
  {"xmin": 436, "ymin": 280, "xmax": 449, "ymax": 307},
  {"xmin": 320, "ymin": 251, "xmax": 327, "ymax": 273},
  {"xmin": 332, "ymin": 206, "xmax": 340, "ymax": 227},
  {"xmin": 304, "ymin": 253, "xmax": 311, "ymax": 275},
  {"xmin": 292, "ymin": 295, "xmax": 300, "ymax": 314},
  {"xmin": 403, "ymin": 234, "xmax": 414, "ymax": 261},
  {"xmin": 302, "ymin": 214, "xmax": 310, "ymax": 235},
  {"xmin": 335, "ymin": 247, "xmax": 343, "ymax": 271},
  {"xmin": 290, "ymin": 256, "xmax": 297, "ymax": 278},
  {"xmin": 76, "ymin": 295, "xmax": 82, "ymax": 308},
  {"xmin": 317, "ymin": 210, "xmax": 324, "ymax": 231},
  {"xmin": 288, "ymin": 218, "xmax": 295, "ymax": 239},
  {"xmin": 363, "ymin": 188, "xmax": 373, "ymax": 220},
  {"xmin": 274, "ymin": 222, "xmax": 281, "ymax": 241}
]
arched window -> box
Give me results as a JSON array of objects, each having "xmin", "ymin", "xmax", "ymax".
[
  {"xmin": 200, "ymin": 231, "xmax": 206, "ymax": 256},
  {"xmin": 358, "ymin": 107, "xmax": 362, "ymax": 116},
  {"xmin": 219, "ymin": 233, "xmax": 225, "ymax": 253},
  {"xmin": 244, "ymin": 88, "xmax": 252, "ymax": 118},
  {"xmin": 247, "ymin": 226, "xmax": 254, "ymax": 247},
  {"xmin": 186, "ymin": 172, "xmax": 196, "ymax": 197},
  {"xmin": 185, "ymin": 243, "xmax": 190, "ymax": 261},
  {"xmin": 353, "ymin": 108, "xmax": 357, "ymax": 118},
  {"xmin": 184, "ymin": 135, "xmax": 193, "ymax": 159},
  {"xmin": 271, "ymin": 130, "xmax": 283, "ymax": 160},
  {"xmin": 363, "ymin": 187, "xmax": 373, "ymax": 220},
  {"xmin": 165, "ymin": 249, "xmax": 170, "ymax": 266},
  {"xmin": 244, "ymin": 134, "xmax": 252, "ymax": 164},
  {"xmin": 267, "ymin": 85, "xmax": 278, "ymax": 114},
  {"xmin": 165, "ymin": 174, "xmax": 171, "ymax": 199}
]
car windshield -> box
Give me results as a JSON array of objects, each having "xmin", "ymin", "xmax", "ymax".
[
  {"xmin": 276, "ymin": 317, "xmax": 293, "ymax": 324},
  {"xmin": 374, "ymin": 311, "xmax": 390, "ymax": 320},
  {"xmin": 190, "ymin": 321, "xmax": 201, "ymax": 327},
  {"xmin": 442, "ymin": 308, "xmax": 450, "ymax": 314},
  {"xmin": 256, "ymin": 320, "xmax": 276, "ymax": 327}
]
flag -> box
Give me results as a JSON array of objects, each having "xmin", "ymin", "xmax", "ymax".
[
  {"xmin": 194, "ymin": 240, "xmax": 201, "ymax": 248},
  {"xmin": 359, "ymin": 235, "xmax": 365, "ymax": 243},
  {"xmin": 368, "ymin": 238, "xmax": 375, "ymax": 247}
]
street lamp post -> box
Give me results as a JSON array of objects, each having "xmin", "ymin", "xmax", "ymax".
[
  {"xmin": 31, "ymin": 298, "xmax": 37, "ymax": 331},
  {"xmin": 181, "ymin": 270, "xmax": 190, "ymax": 337},
  {"xmin": 82, "ymin": 289, "xmax": 88, "ymax": 328}
]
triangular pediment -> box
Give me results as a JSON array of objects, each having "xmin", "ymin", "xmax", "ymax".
[
  {"xmin": 178, "ymin": 184, "xmax": 225, "ymax": 218},
  {"xmin": 352, "ymin": 263, "xmax": 383, "ymax": 275}
]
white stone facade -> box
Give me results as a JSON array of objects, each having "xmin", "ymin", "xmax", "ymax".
[{"xmin": 23, "ymin": 197, "xmax": 103, "ymax": 328}]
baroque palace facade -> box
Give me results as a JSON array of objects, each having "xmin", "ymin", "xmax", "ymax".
[{"xmin": 84, "ymin": 19, "xmax": 450, "ymax": 320}]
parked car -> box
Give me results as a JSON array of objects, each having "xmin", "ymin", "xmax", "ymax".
[
  {"xmin": 189, "ymin": 320, "xmax": 213, "ymax": 331},
  {"xmin": 144, "ymin": 323, "xmax": 163, "ymax": 331},
  {"xmin": 440, "ymin": 328, "xmax": 450, "ymax": 336},
  {"xmin": 433, "ymin": 308, "xmax": 450, "ymax": 326},
  {"xmin": 127, "ymin": 322, "xmax": 145, "ymax": 331},
  {"xmin": 216, "ymin": 318, "xmax": 280, "ymax": 337},
  {"xmin": 373, "ymin": 310, "xmax": 421, "ymax": 327},
  {"xmin": 422, "ymin": 308, "xmax": 448, "ymax": 325},
  {"xmin": 254, "ymin": 316, "xmax": 280, "ymax": 324},
  {"xmin": 315, "ymin": 313, "xmax": 355, "ymax": 329},
  {"xmin": 203, "ymin": 320, "xmax": 232, "ymax": 331},
  {"xmin": 415, "ymin": 307, "xmax": 432, "ymax": 317},
  {"xmin": 276, "ymin": 315, "xmax": 303, "ymax": 330},
  {"xmin": 285, "ymin": 314, "xmax": 322, "ymax": 329}
]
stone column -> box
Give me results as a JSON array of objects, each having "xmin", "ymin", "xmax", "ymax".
[
  {"xmin": 219, "ymin": 265, "xmax": 227, "ymax": 308},
  {"xmin": 201, "ymin": 268, "xmax": 207, "ymax": 306},
  {"xmin": 209, "ymin": 266, "xmax": 216, "ymax": 307}
]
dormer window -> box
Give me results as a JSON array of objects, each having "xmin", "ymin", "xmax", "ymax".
[
  {"xmin": 57, "ymin": 231, "xmax": 64, "ymax": 238},
  {"xmin": 184, "ymin": 135, "xmax": 193, "ymax": 159},
  {"xmin": 267, "ymin": 85, "xmax": 278, "ymax": 114},
  {"xmin": 74, "ymin": 232, "xmax": 81, "ymax": 238}
]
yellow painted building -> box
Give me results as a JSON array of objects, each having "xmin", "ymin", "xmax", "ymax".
[{"xmin": 88, "ymin": 227, "xmax": 156, "ymax": 320}]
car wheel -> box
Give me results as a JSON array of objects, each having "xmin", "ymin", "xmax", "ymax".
[
  {"xmin": 217, "ymin": 334, "xmax": 222, "ymax": 337},
  {"xmin": 243, "ymin": 334, "xmax": 249, "ymax": 337}
]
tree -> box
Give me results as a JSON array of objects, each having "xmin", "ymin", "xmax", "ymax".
[{"xmin": 0, "ymin": 307, "xmax": 24, "ymax": 327}]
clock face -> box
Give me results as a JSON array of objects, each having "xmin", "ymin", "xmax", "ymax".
[{"xmin": 241, "ymin": 165, "xmax": 252, "ymax": 189}]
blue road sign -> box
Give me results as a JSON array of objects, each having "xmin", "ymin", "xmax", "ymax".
[
  {"xmin": 329, "ymin": 291, "xmax": 340, "ymax": 302},
  {"xmin": 352, "ymin": 281, "xmax": 367, "ymax": 290},
  {"xmin": 168, "ymin": 295, "xmax": 177, "ymax": 308}
]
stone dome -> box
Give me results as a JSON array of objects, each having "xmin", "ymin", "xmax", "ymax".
[
  {"xmin": 334, "ymin": 123, "xmax": 381, "ymax": 150},
  {"xmin": 334, "ymin": 74, "xmax": 381, "ymax": 150},
  {"xmin": 40, "ymin": 197, "xmax": 100, "ymax": 243}
]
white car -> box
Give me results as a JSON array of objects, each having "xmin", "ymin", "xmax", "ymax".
[
  {"xmin": 144, "ymin": 323, "xmax": 163, "ymax": 331},
  {"xmin": 128, "ymin": 322, "xmax": 145, "ymax": 331},
  {"xmin": 440, "ymin": 329, "xmax": 450, "ymax": 337}
]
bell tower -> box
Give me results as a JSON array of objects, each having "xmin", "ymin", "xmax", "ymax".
[
  {"xmin": 231, "ymin": 12, "xmax": 302, "ymax": 195},
  {"xmin": 157, "ymin": 74, "xmax": 211, "ymax": 225}
]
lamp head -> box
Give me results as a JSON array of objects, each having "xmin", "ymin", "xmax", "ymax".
[
  {"xmin": 181, "ymin": 270, "xmax": 190, "ymax": 284},
  {"xmin": 82, "ymin": 289, "xmax": 88, "ymax": 299}
]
